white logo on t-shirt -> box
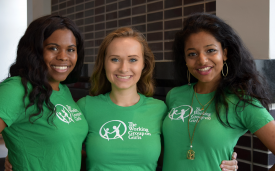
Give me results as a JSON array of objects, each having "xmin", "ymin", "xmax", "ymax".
[
  {"xmin": 128, "ymin": 122, "xmax": 151, "ymax": 139},
  {"xmin": 99, "ymin": 120, "xmax": 127, "ymax": 141},
  {"xmin": 189, "ymin": 107, "xmax": 211, "ymax": 122},
  {"xmin": 55, "ymin": 104, "xmax": 83, "ymax": 124},
  {"xmin": 99, "ymin": 121, "xmax": 151, "ymax": 141},
  {"xmin": 169, "ymin": 105, "xmax": 212, "ymax": 122},
  {"xmin": 169, "ymin": 105, "xmax": 193, "ymax": 122}
]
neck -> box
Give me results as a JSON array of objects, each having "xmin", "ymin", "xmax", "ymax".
[
  {"xmin": 195, "ymin": 80, "xmax": 220, "ymax": 94},
  {"xmin": 49, "ymin": 82, "xmax": 60, "ymax": 91},
  {"xmin": 109, "ymin": 87, "xmax": 140, "ymax": 107}
]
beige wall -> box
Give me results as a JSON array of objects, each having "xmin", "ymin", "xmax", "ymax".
[
  {"xmin": 27, "ymin": 0, "xmax": 51, "ymax": 25},
  {"xmin": 217, "ymin": 0, "xmax": 273, "ymax": 59}
]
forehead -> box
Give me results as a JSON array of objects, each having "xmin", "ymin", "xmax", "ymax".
[
  {"xmin": 106, "ymin": 37, "xmax": 143, "ymax": 54},
  {"xmin": 43, "ymin": 29, "xmax": 76, "ymax": 44},
  {"xmin": 185, "ymin": 31, "xmax": 220, "ymax": 48}
]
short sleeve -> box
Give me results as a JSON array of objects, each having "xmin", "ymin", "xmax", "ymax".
[
  {"xmin": 239, "ymin": 100, "xmax": 274, "ymax": 133},
  {"xmin": 0, "ymin": 78, "xmax": 26, "ymax": 126},
  {"xmin": 77, "ymin": 97, "xmax": 87, "ymax": 117}
]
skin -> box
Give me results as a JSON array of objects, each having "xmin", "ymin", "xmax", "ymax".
[
  {"xmin": 185, "ymin": 31, "xmax": 227, "ymax": 94},
  {"xmin": 43, "ymin": 29, "xmax": 77, "ymax": 91},
  {"xmin": 104, "ymin": 37, "xmax": 144, "ymax": 107},
  {"xmin": 2, "ymin": 28, "xmax": 78, "ymax": 171},
  {"xmin": 185, "ymin": 31, "xmax": 275, "ymax": 171},
  {"xmin": 254, "ymin": 121, "xmax": 275, "ymax": 171}
]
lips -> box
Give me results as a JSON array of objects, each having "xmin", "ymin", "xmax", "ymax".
[
  {"xmin": 52, "ymin": 65, "xmax": 69, "ymax": 73},
  {"xmin": 116, "ymin": 75, "xmax": 132, "ymax": 79},
  {"xmin": 198, "ymin": 66, "xmax": 211, "ymax": 72},
  {"xmin": 196, "ymin": 66, "xmax": 212, "ymax": 75}
]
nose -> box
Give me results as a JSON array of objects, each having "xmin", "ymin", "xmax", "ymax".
[
  {"xmin": 56, "ymin": 50, "xmax": 68, "ymax": 61},
  {"xmin": 118, "ymin": 60, "xmax": 128, "ymax": 73},
  {"xmin": 197, "ymin": 53, "xmax": 208, "ymax": 65}
]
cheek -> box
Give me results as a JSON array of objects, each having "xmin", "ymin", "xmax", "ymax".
[
  {"xmin": 104, "ymin": 63, "xmax": 113, "ymax": 79},
  {"xmin": 134, "ymin": 64, "xmax": 144, "ymax": 74},
  {"xmin": 185, "ymin": 59, "xmax": 194, "ymax": 68},
  {"xmin": 72, "ymin": 55, "xmax": 78, "ymax": 65}
]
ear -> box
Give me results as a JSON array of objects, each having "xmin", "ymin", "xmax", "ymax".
[{"xmin": 223, "ymin": 48, "xmax": 228, "ymax": 61}]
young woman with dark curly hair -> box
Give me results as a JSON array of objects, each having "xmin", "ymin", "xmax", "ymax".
[
  {"xmin": 162, "ymin": 13, "xmax": 275, "ymax": 171},
  {"xmin": 0, "ymin": 15, "xmax": 88, "ymax": 170}
]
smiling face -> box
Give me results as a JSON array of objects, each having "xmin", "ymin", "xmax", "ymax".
[
  {"xmin": 43, "ymin": 29, "xmax": 77, "ymax": 90},
  {"xmin": 104, "ymin": 37, "xmax": 144, "ymax": 92},
  {"xmin": 184, "ymin": 31, "xmax": 227, "ymax": 85}
]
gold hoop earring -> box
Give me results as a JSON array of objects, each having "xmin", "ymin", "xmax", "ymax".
[
  {"xmin": 222, "ymin": 62, "xmax": 228, "ymax": 77},
  {"xmin": 187, "ymin": 70, "xmax": 191, "ymax": 85}
]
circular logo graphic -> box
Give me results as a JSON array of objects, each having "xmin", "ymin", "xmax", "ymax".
[
  {"xmin": 55, "ymin": 104, "xmax": 74, "ymax": 124},
  {"xmin": 168, "ymin": 105, "xmax": 193, "ymax": 122},
  {"xmin": 99, "ymin": 120, "xmax": 127, "ymax": 141}
]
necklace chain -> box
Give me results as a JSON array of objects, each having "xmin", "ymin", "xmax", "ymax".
[
  {"xmin": 194, "ymin": 90, "xmax": 215, "ymax": 110},
  {"xmin": 187, "ymin": 87, "xmax": 214, "ymax": 160}
]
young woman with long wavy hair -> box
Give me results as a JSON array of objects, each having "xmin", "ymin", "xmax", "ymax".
[
  {"xmin": 0, "ymin": 15, "xmax": 88, "ymax": 171},
  {"xmin": 162, "ymin": 13, "xmax": 275, "ymax": 171}
]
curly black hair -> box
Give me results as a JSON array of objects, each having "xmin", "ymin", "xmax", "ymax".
[
  {"xmin": 8, "ymin": 15, "xmax": 84, "ymax": 124},
  {"xmin": 173, "ymin": 13, "xmax": 271, "ymax": 127}
]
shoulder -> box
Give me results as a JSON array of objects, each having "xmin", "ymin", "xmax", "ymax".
[
  {"xmin": 1, "ymin": 76, "xmax": 22, "ymax": 87},
  {"xmin": 166, "ymin": 84, "xmax": 193, "ymax": 102},
  {"xmin": 226, "ymin": 93, "xmax": 265, "ymax": 109},
  {"xmin": 142, "ymin": 95, "xmax": 167, "ymax": 111},
  {"xmin": 168, "ymin": 84, "xmax": 192, "ymax": 96},
  {"xmin": 77, "ymin": 94, "xmax": 107, "ymax": 107},
  {"xmin": 143, "ymin": 95, "xmax": 166, "ymax": 106},
  {"xmin": 0, "ymin": 76, "xmax": 26, "ymax": 97}
]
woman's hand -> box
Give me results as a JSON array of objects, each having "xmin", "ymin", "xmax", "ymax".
[
  {"xmin": 4, "ymin": 155, "xmax": 12, "ymax": 171},
  {"xmin": 220, "ymin": 152, "xmax": 238, "ymax": 171}
]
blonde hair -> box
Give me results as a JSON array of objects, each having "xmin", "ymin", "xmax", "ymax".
[{"xmin": 89, "ymin": 27, "xmax": 155, "ymax": 96}]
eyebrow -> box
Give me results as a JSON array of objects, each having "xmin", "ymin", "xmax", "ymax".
[
  {"xmin": 205, "ymin": 44, "xmax": 217, "ymax": 48},
  {"xmin": 44, "ymin": 43, "xmax": 76, "ymax": 47},
  {"xmin": 108, "ymin": 55, "xmax": 140, "ymax": 58},
  {"xmin": 186, "ymin": 44, "xmax": 217, "ymax": 51}
]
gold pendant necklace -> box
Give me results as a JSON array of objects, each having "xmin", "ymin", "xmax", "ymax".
[
  {"xmin": 194, "ymin": 89, "xmax": 214, "ymax": 110},
  {"xmin": 187, "ymin": 87, "xmax": 214, "ymax": 160}
]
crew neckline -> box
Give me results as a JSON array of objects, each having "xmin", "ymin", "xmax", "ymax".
[
  {"xmin": 190, "ymin": 83, "xmax": 216, "ymax": 97},
  {"xmin": 105, "ymin": 92, "xmax": 144, "ymax": 110}
]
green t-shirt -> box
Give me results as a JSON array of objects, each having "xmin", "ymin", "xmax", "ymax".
[
  {"xmin": 162, "ymin": 83, "xmax": 274, "ymax": 171},
  {"xmin": 0, "ymin": 76, "xmax": 88, "ymax": 171},
  {"xmin": 77, "ymin": 92, "xmax": 167, "ymax": 171}
]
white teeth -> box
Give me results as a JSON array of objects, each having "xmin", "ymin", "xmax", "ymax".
[
  {"xmin": 198, "ymin": 67, "xmax": 211, "ymax": 71},
  {"xmin": 117, "ymin": 75, "xmax": 131, "ymax": 79},
  {"xmin": 53, "ymin": 66, "xmax": 68, "ymax": 70}
]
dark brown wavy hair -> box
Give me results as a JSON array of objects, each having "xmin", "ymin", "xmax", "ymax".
[
  {"xmin": 173, "ymin": 13, "xmax": 271, "ymax": 127},
  {"xmin": 90, "ymin": 27, "xmax": 155, "ymax": 96},
  {"xmin": 8, "ymin": 15, "xmax": 84, "ymax": 124}
]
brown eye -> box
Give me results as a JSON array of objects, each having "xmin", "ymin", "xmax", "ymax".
[
  {"xmin": 187, "ymin": 53, "xmax": 196, "ymax": 57},
  {"xmin": 68, "ymin": 48, "xmax": 75, "ymax": 52},
  {"xmin": 49, "ymin": 47, "xmax": 58, "ymax": 51},
  {"xmin": 207, "ymin": 49, "xmax": 216, "ymax": 53}
]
